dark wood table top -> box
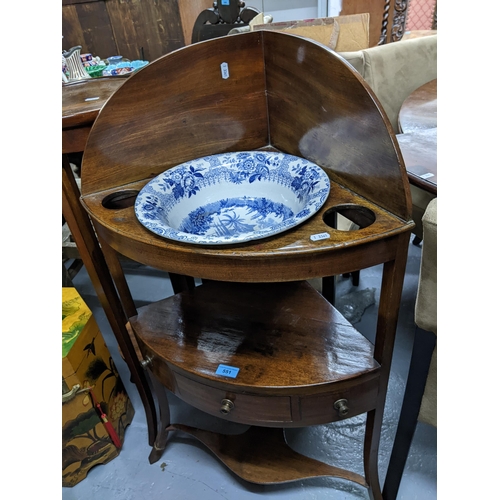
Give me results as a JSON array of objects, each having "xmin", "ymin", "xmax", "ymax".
[
  {"xmin": 398, "ymin": 79, "xmax": 437, "ymax": 195},
  {"xmin": 62, "ymin": 77, "xmax": 126, "ymax": 130},
  {"xmin": 398, "ymin": 79, "xmax": 437, "ymax": 134},
  {"xmin": 396, "ymin": 129, "xmax": 437, "ymax": 195}
]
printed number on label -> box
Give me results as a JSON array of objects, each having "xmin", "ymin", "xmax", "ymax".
[
  {"xmin": 220, "ymin": 62, "xmax": 229, "ymax": 79},
  {"xmin": 310, "ymin": 232, "xmax": 330, "ymax": 241},
  {"xmin": 215, "ymin": 364, "xmax": 240, "ymax": 378}
]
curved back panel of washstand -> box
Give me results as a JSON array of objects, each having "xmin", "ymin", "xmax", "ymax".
[
  {"xmin": 80, "ymin": 31, "xmax": 413, "ymax": 281},
  {"xmin": 81, "ymin": 33, "xmax": 269, "ymax": 195},
  {"xmin": 262, "ymin": 31, "xmax": 411, "ymax": 220}
]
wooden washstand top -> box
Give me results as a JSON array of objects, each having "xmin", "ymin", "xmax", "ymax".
[{"xmin": 80, "ymin": 31, "xmax": 414, "ymax": 282}]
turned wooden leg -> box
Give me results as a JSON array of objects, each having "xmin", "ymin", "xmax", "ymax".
[
  {"xmin": 98, "ymin": 237, "xmax": 138, "ymax": 319},
  {"xmin": 364, "ymin": 235, "xmax": 410, "ymax": 499},
  {"xmin": 351, "ymin": 270, "xmax": 360, "ymax": 287},
  {"xmin": 321, "ymin": 275, "xmax": 336, "ymax": 305},
  {"xmin": 364, "ymin": 408, "xmax": 384, "ymax": 499},
  {"xmin": 169, "ymin": 273, "xmax": 196, "ymax": 294},
  {"xmin": 147, "ymin": 369, "xmax": 173, "ymax": 464}
]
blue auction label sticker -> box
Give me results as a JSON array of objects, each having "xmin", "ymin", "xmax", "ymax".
[{"xmin": 215, "ymin": 364, "xmax": 240, "ymax": 378}]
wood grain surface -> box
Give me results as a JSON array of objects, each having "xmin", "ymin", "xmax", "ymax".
[
  {"xmin": 79, "ymin": 31, "xmax": 413, "ymax": 283},
  {"xmin": 81, "ymin": 31, "xmax": 412, "ymax": 221},
  {"xmin": 62, "ymin": 77, "xmax": 126, "ymax": 129},
  {"xmin": 62, "ymin": 0, "xmax": 185, "ymax": 62},
  {"xmin": 130, "ymin": 280, "xmax": 380, "ymax": 427},
  {"xmin": 397, "ymin": 128, "xmax": 437, "ymax": 194},
  {"xmin": 85, "ymin": 172, "xmax": 410, "ymax": 282},
  {"xmin": 131, "ymin": 281, "xmax": 379, "ymax": 390},
  {"xmin": 167, "ymin": 424, "xmax": 368, "ymax": 485}
]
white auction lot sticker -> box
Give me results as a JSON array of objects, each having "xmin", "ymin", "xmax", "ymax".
[{"xmin": 310, "ymin": 232, "xmax": 330, "ymax": 241}]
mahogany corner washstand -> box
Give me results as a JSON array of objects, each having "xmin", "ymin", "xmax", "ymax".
[{"xmin": 79, "ymin": 31, "xmax": 414, "ymax": 500}]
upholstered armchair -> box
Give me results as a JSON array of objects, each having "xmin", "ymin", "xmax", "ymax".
[
  {"xmin": 383, "ymin": 197, "xmax": 437, "ymax": 499},
  {"xmin": 338, "ymin": 35, "xmax": 437, "ymax": 241},
  {"xmin": 338, "ymin": 35, "xmax": 437, "ymax": 133}
]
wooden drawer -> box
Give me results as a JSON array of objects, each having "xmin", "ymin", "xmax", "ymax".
[
  {"xmin": 298, "ymin": 375, "xmax": 380, "ymax": 426},
  {"xmin": 174, "ymin": 372, "xmax": 293, "ymax": 425}
]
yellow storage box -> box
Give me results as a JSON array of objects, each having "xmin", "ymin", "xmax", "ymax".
[{"xmin": 62, "ymin": 287, "xmax": 134, "ymax": 487}]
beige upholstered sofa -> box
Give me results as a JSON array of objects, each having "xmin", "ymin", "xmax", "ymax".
[
  {"xmin": 338, "ymin": 35, "xmax": 437, "ymax": 133},
  {"xmin": 414, "ymin": 198, "xmax": 437, "ymax": 427},
  {"xmin": 338, "ymin": 35, "xmax": 437, "ymax": 240}
]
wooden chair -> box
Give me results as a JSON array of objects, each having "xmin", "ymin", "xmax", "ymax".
[
  {"xmin": 191, "ymin": 0, "xmax": 260, "ymax": 44},
  {"xmin": 338, "ymin": 0, "xmax": 410, "ymax": 46},
  {"xmin": 406, "ymin": 0, "xmax": 437, "ymax": 32},
  {"xmin": 193, "ymin": 1, "xmax": 413, "ymax": 48},
  {"xmin": 383, "ymin": 198, "xmax": 437, "ymax": 499}
]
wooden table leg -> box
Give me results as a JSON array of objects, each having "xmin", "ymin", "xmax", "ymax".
[
  {"xmin": 146, "ymin": 369, "xmax": 173, "ymax": 465},
  {"xmin": 382, "ymin": 326, "xmax": 436, "ymax": 500},
  {"xmin": 98, "ymin": 236, "xmax": 138, "ymax": 319},
  {"xmin": 363, "ymin": 233, "xmax": 410, "ymax": 499},
  {"xmin": 62, "ymin": 154, "xmax": 158, "ymax": 446}
]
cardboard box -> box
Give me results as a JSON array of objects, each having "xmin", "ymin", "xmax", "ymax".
[
  {"xmin": 62, "ymin": 287, "xmax": 134, "ymax": 487},
  {"xmin": 252, "ymin": 13, "xmax": 370, "ymax": 52}
]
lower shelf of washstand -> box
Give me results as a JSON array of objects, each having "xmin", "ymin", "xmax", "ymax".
[
  {"xmin": 129, "ymin": 280, "xmax": 381, "ymax": 428},
  {"xmin": 163, "ymin": 423, "xmax": 369, "ymax": 487}
]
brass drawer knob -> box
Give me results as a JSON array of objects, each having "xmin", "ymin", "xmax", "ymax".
[
  {"xmin": 220, "ymin": 398, "xmax": 235, "ymax": 415},
  {"xmin": 140, "ymin": 355, "xmax": 153, "ymax": 369},
  {"xmin": 334, "ymin": 398, "xmax": 349, "ymax": 417}
]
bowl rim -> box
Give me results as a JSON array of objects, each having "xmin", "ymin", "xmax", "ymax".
[{"xmin": 134, "ymin": 151, "xmax": 331, "ymax": 246}]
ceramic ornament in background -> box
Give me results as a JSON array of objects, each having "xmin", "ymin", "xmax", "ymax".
[
  {"xmin": 62, "ymin": 54, "xmax": 69, "ymax": 83},
  {"xmin": 63, "ymin": 45, "xmax": 90, "ymax": 81}
]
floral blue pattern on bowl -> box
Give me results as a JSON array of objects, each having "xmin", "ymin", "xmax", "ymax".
[{"xmin": 134, "ymin": 151, "xmax": 330, "ymax": 245}]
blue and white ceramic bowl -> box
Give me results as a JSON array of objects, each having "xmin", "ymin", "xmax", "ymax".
[{"xmin": 134, "ymin": 151, "xmax": 330, "ymax": 245}]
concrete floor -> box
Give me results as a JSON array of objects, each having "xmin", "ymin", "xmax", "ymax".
[{"xmin": 63, "ymin": 238, "xmax": 436, "ymax": 500}]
